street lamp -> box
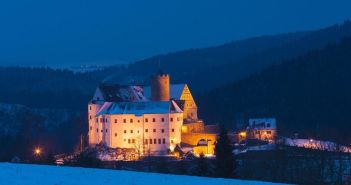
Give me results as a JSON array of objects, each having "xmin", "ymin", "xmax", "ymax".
[{"xmin": 34, "ymin": 147, "xmax": 42, "ymax": 156}]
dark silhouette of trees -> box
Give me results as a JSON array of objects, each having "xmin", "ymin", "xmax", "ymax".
[
  {"xmin": 215, "ymin": 126, "xmax": 236, "ymax": 178},
  {"xmin": 195, "ymin": 153, "xmax": 209, "ymax": 176},
  {"xmin": 198, "ymin": 37, "xmax": 351, "ymax": 145}
]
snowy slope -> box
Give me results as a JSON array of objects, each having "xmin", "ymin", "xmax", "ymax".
[{"xmin": 0, "ymin": 163, "xmax": 289, "ymax": 185}]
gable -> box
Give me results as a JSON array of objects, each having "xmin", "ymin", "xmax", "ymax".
[{"xmin": 179, "ymin": 84, "xmax": 197, "ymax": 107}]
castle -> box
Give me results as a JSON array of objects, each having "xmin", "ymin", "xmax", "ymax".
[{"xmin": 88, "ymin": 72, "xmax": 218, "ymax": 157}]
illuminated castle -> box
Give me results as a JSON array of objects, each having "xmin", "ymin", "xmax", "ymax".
[{"xmin": 88, "ymin": 72, "xmax": 217, "ymax": 157}]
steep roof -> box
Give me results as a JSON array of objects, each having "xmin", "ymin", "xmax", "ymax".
[
  {"xmin": 93, "ymin": 84, "xmax": 147, "ymax": 102},
  {"xmin": 96, "ymin": 100, "xmax": 182, "ymax": 116},
  {"xmin": 143, "ymin": 84, "xmax": 186, "ymax": 100}
]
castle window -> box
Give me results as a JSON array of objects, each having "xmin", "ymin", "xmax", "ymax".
[
  {"xmin": 154, "ymin": 139, "xmax": 157, "ymax": 144},
  {"xmin": 145, "ymin": 139, "xmax": 148, "ymax": 144},
  {"xmin": 106, "ymin": 129, "xmax": 108, "ymax": 133},
  {"xmin": 89, "ymin": 116, "xmax": 92, "ymax": 120},
  {"xmin": 145, "ymin": 129, "xmax": 148, "ymax": 133},
  {"xmin": 161, "ymin": 129, "xmax": 164, "ymax": 133},
  {"xmin": 150, "ymin": 139, "xmax": 152, "ymax": 144},
  {"xmin": 100, "ymin": 118, "xmax": 103, "ymax": 123},
  {"xmin": 162, "ymin": 138, "xmax": 166, "ymax": 144},
  {"xmin": 101, "ymin": 130, "xmax": 103, "ymax": 133},
  {"xmin": 90, "ymin": 126, "xmax": 92, "ymax": 130},
  {"xmin": 171, "ymin": 140, "xmax": 174, "ymax": 144},
  {"xmin": 132, "ymin": 139, "xmax": 135, "ymax": 143},
  {"xmin": 124, "ymin": 130, "xmax": 127, "ymax": 134},
  {"xmin": 130, "ymin": 119, "xmax": 133, "ymax": 123},
  {"xmin": 89, "ymin": 106, "xmax": 92, "ymax": 110},
  {"xmin": 123, "ymin": 119, "xmax": 126, "ymax": 123},
  {"xmin": 128, "ymin": 139, "xmax": 131, "ymax": 144},
  {"xmin": 145, "ymin": 118, "xmax": 148, "ymax": 122},
  {"xmin": 172, "ymin": 129, "xmax": 175, "ymax": 132},
  {"xmin": 114, "ymin": 119, "xmax": 117, "ymax": 123},
  {"xmin": 96, "ymin": 129, "xmax": 98, "ymax": 133},
  {"xmin": 170, "ymin": 118, "xmax": 173, "ymax": 122},
  {"xmin": 137, "ymin": 130, "xmax": 139, "ymax": 134},
  {"xmin": 152, "ymin": 118, "xmax": 156, "ymax": 122},
  {"xmin": 130, "ymin": 130, "xmax": 133, "ymax": 134},
  {"xmin": 267, "ymin": 131, "xmax": 272, "ymax": 134},
  {"xmin": 124, "ymin": 139, "xmax": 126, "ymax": 142},
  {"xmin": 153, "ymin": 129, "xmax": 156, "ymax": 133},
  {"xmin": 115, "ymin": 133, "xmax": 117, "ymax": 137},
  {"xmin": 96, "ymin": 118, "xmax": 98, "ymax": 123},
  {"xmin": 161, "ymin": 118, "xmax": 165, "ymax": 122},
  {"xmin": 158, "ymin": 139, "xmax": 161, "ymax": 144}
]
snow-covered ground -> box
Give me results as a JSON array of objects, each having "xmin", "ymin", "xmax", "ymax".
[
  {"xmin": 0, "ymin": 163, "xmax": 289, "ymax": 185},
  {"xmin": 284, "ymin": 138, "xmax": 351, "ymax": 153}
]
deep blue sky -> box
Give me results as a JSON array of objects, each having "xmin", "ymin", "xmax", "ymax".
[{"xmin": 0, "ymin": 0, "xmax": 351, "ymax": 67}]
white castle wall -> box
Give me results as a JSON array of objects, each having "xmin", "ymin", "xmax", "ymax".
[
  {"xmin": 88, "ymin": 108, "xmax": 183, "ymax": 155},
  {"xmin": 88, "ymin": 103, "xmax": 103, "ymax": 145}
]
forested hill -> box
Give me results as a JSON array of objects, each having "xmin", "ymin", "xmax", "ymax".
[
  {"xmin": 197, "ymin": 38, "xmax": 351, "ymax": 144},
  {"xmin": 1, "ymin": 21, "xmax": 351, "ymax": 110},
  {"xmin": 101, "ymin": 20, "xmax": 351, "ymax": 92},
  {"xmin": 0, "ymin": 67, "xmax": 97, "ymax": 110}
]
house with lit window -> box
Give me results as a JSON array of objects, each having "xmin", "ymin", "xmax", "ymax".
[{"xmin": 247, "ymin": 118, "xmax": 277, "ymax": 142}]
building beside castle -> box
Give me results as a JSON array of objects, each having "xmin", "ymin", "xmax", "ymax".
[{"xmin": 88, "ymin": 72, "xmax": 218, "ymax": 157}]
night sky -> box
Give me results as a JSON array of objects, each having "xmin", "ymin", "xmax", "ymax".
[{"xmin": 0, "ymin": 0, "xmax": 351, "ymax": 67}]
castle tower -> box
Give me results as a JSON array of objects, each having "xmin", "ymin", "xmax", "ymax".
[{"xmin": 151, "ymin": 72, "xmax": 170, "ymax": 101}]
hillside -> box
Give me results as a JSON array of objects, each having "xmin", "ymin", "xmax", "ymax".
[
  {"xmin": 0, "ymin": 103, "xmax": 86, "ymax": 161},
  {"xmin": 1, "ymin": 21, "xmax": 351, "ymax": 110},
  {"xmin": 102, "ymin": 20, "xmax": 351, "ymax": 91},
  {"xmin": 197, "ymin": 38, "xmax": 351, "ymax": 144},
  {"xmin": 0, "ymin": 67, "xmax": 103, "ymax": 110},
  {"xmin": 0, "ymin": 163, "xmax": 288, "ymax": 185}
]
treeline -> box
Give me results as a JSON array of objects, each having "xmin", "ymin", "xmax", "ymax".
[
  {"xmin": 103, "ymin": 20, "xmax": 351, "ymax": 92},
  {"xmin": 0, "ymin": 67, "xmax": 101, "ymax": 110},
  {"xmin": 1, "ymin": 21, "xmax": 351, "ymax": 110},
  {"xmin": 0, "ymin": 104, "xmax": 86, "ymax": 161},
  {"xmin": 198, "ymin": 37, "xmax": 351, "ymax": 144}
]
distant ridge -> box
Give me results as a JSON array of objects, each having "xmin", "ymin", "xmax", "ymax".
[{"xmin": 101, "ymin": 20, "xmax": 351, "ymax": 92}]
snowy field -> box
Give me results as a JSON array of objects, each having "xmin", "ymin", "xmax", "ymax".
[{"xmin": 0, "ymin": 163, "xmax": 289, "ymax": 185}]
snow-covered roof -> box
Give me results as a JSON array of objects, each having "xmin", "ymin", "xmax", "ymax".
[
  {"xmin": 143, "ymin": 84, "xmax": 186, "ymax": 100},
  {"xmin": 93, "ymin": 84, "xmax": 147, "ymax": 102},
  {"xmin": 249, "ymin": 118, "xmax": 276, "ymax": 130},
  {"xmin": 96, "ymin": 100, "xmax": 182, "ymax": 116}
]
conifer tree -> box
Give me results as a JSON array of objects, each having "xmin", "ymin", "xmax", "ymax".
[
  {"xmin": 215, "ymin": 126, "xmax": 235, "ymax": 178},
  {"xmin": 196, "ymin": 153, "xmax": 208, "ymax": 176}
]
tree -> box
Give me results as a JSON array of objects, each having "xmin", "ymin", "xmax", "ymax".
[
  {"xmin": 45, "ymin": 153, "xmax": 56, "ymax": 165},
  {"xmin": 196, "ymin": 153, "xmax": 208, "ymax": 176},
  {"xmin": 215, "ymin": 126, "xmax": 235, "ymax": 178}
]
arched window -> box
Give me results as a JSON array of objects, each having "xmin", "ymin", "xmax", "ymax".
[{"xmin": 197, "ymin": 139, "xmax": 208, "ymax": 146}]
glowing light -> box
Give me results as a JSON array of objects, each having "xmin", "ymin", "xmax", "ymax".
[
  {"xmin": 34, "ymin": 147, "xmax": 41, "ymax": 156},
  {"xmin": 310, "ymin": 139, "xmax": 314, "ymax": 142},
  {"xmin": 169, "ymin": 145, "xmax": 175, "ymax": 152},
  {"xmin": 239, "ymin": 131, "xmax": 247, "ymax": 138},
  {"xmin": 181, "ymin": 126, "xmax": 187, "ymax": 133}
]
